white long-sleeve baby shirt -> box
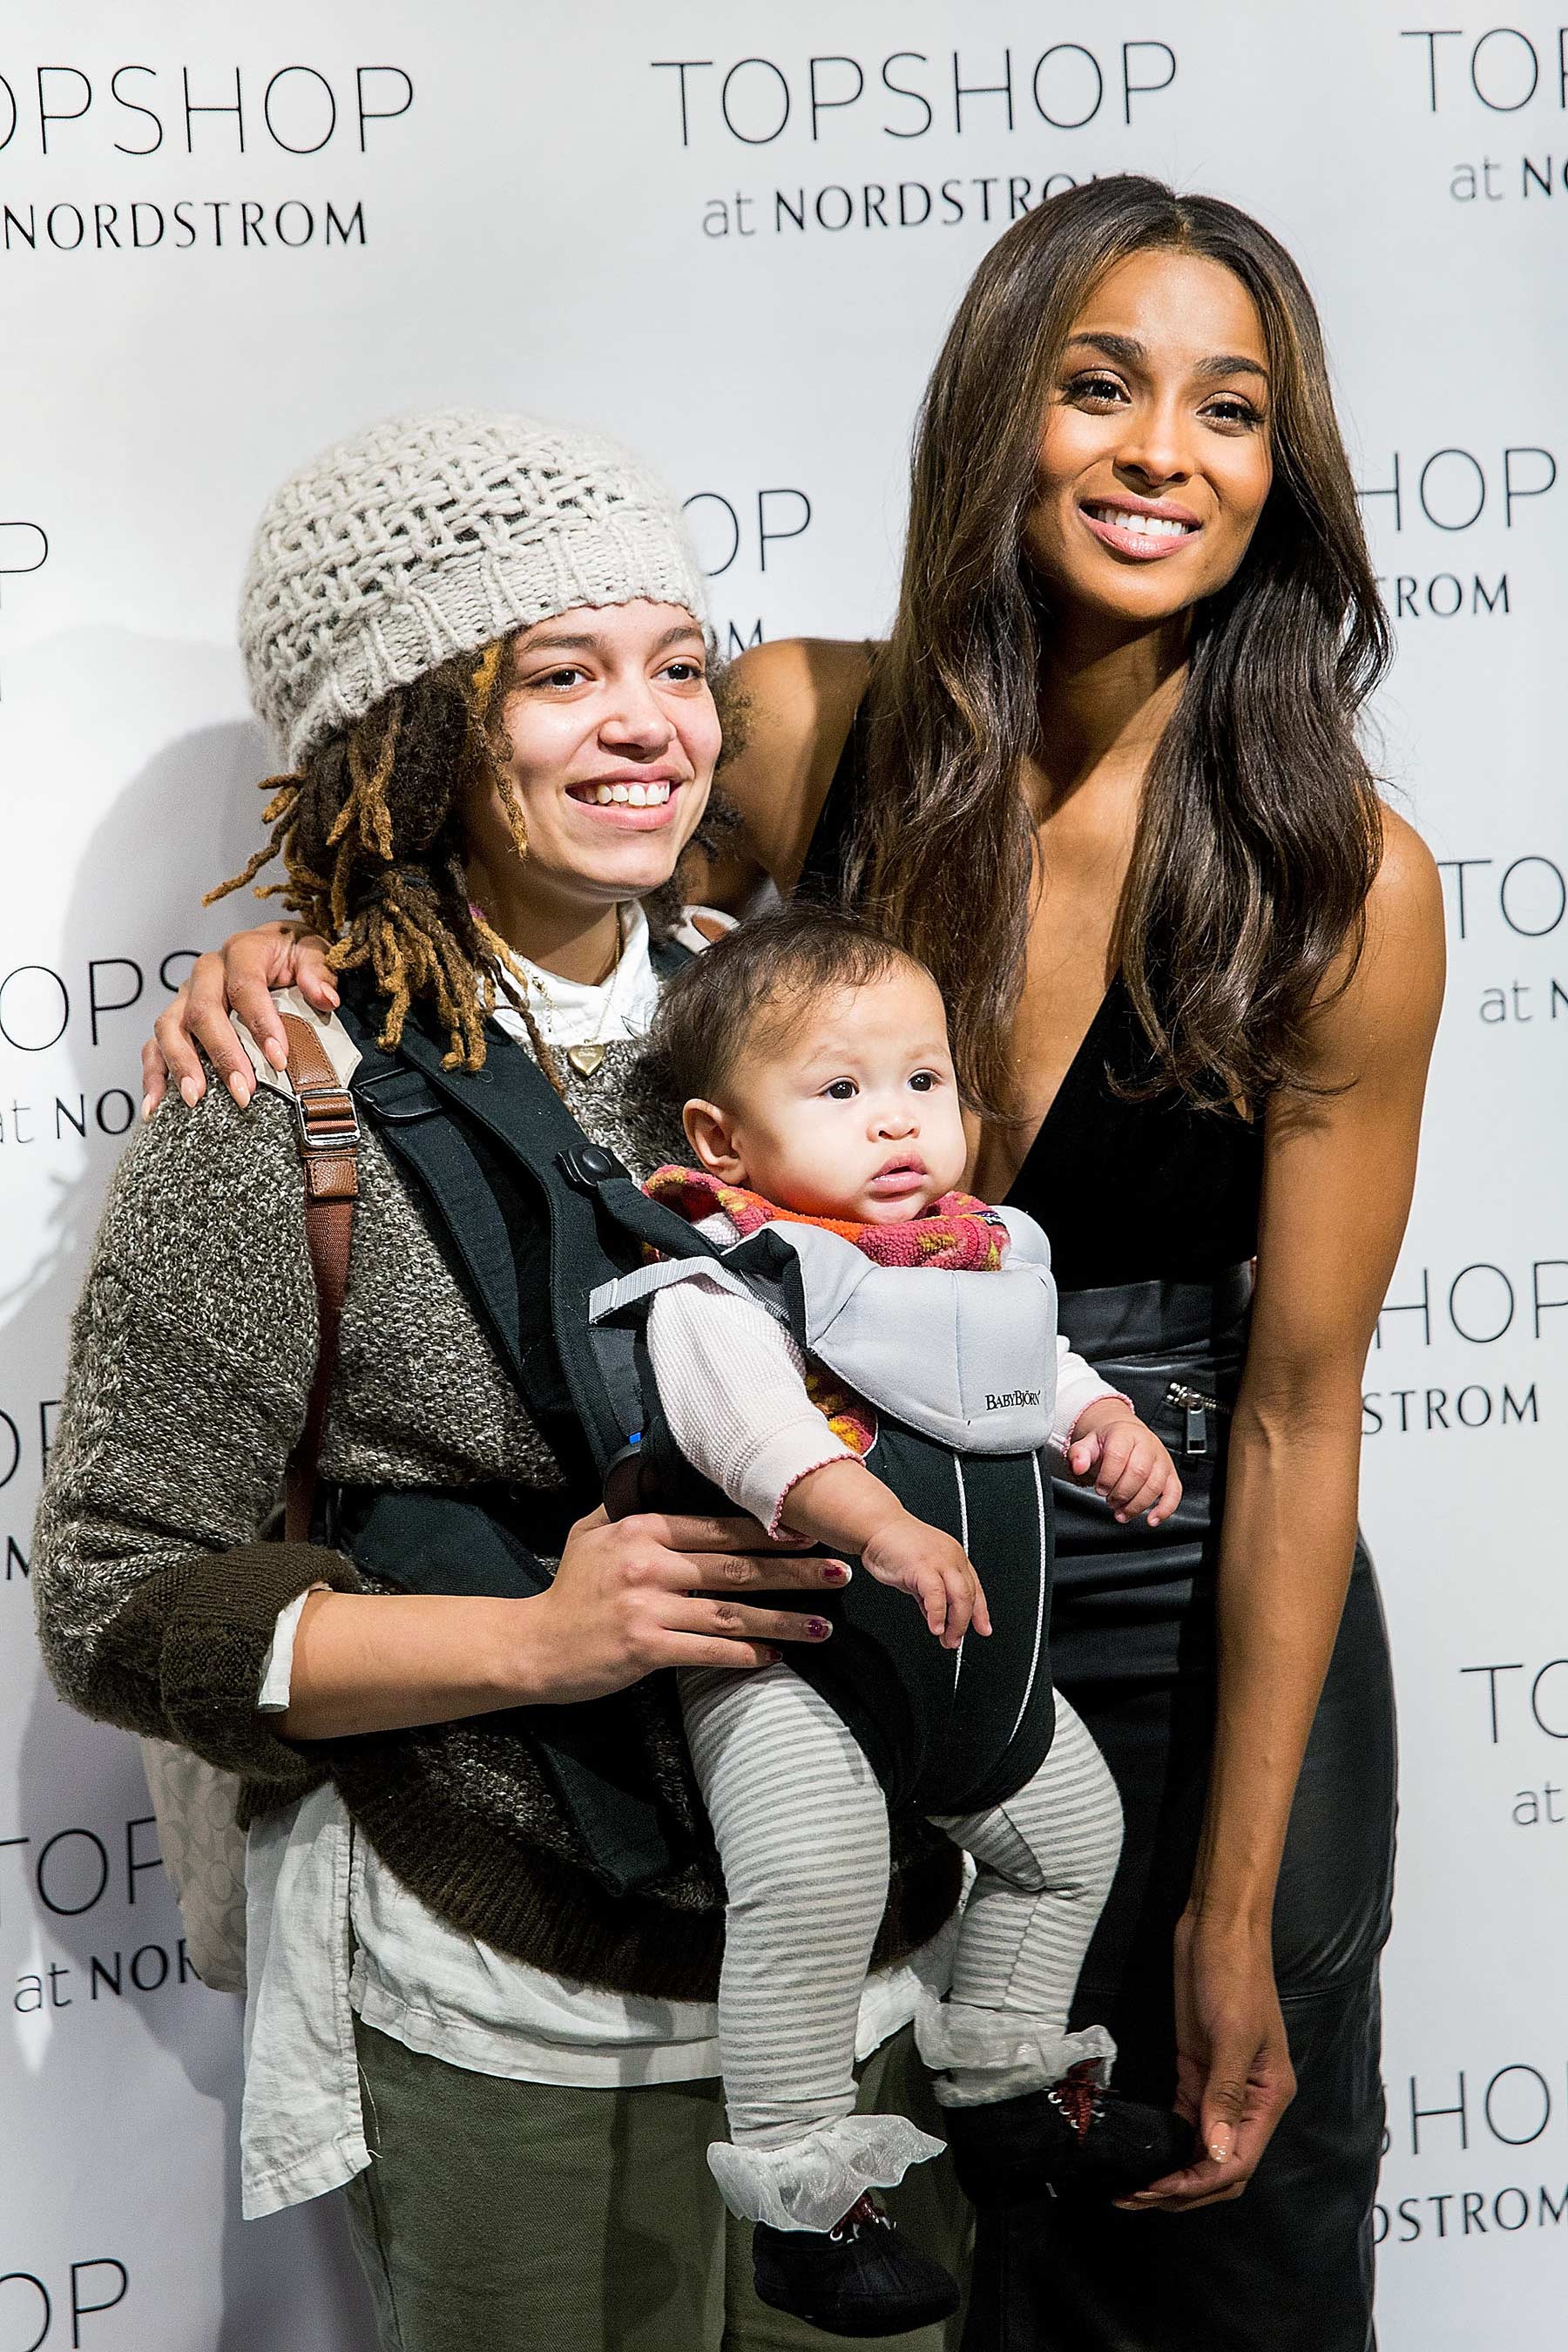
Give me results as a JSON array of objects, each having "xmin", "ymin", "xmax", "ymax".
[{"xmin": 645, "ymin": 1207, "xmax": 1125, "ymax": 1534}]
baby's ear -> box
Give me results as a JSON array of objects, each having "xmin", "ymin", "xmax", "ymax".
[{"xmin": 683, "ymin": 1098, "xmax": 741, "ymax": 1179}]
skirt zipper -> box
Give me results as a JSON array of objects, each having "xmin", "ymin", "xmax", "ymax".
[{"xmin": 1166, "ymin": 1379, "xmax": 1229, "ymax": 1458}]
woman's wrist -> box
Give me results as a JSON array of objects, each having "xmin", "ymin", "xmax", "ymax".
[
  {"xmin": 1181, "ymin": 1876, "xmax": 1276, "ymax": 1940},
  {"xmin": 477, "ymin": 1592, "xmax": 562, "ymax": 1707},
  {"xmin": 282, "ymin": 1589, "xmax": 552, "ymax": 1739}
]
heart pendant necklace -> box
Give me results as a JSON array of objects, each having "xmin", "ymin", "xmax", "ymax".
[{"xmin": 531, "ymin": 911, "xmax": 623, "ymax": 1083}]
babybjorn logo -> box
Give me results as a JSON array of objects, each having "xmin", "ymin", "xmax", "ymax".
[{"xmin": 985, "ymin": 1389, "xmax": 1041, "ymax": 1410}]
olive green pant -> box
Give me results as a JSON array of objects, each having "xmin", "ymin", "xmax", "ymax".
[{"xmin": 343, "ymin": 2017, "xmax": 971, "ymax": 2352}]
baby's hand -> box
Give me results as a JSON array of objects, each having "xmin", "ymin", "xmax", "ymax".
[
  {"xmin": 859, "ymin": 1512, "xmax": 992, "ymax": 1649},
  {"xmin": 1067, "ymin": 1402, "xmax": 1184, "ymax": 1527}
]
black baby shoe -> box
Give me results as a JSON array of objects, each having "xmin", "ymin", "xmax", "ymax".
[
  {"xmin": 753, "ymin": 2191, "xmax": 962, "ymax": 2340},
  {"xmin": 943, "ymin": 2060, "xmax": 1193, "ymax": 2207}
]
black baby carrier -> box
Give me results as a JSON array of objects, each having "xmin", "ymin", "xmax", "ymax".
[{"xmin": 313, "ymin": 980, "xmax": 1059, "ymax": 1896}]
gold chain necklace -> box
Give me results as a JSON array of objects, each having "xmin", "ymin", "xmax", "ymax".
[{"xmin": 524, "ymin": 910, "xmax": 625, "ymax": 1080}]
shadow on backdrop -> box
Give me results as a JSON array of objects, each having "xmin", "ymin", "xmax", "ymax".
[{"xmin": 9, "ymin": 635, "xmax": 378, "ymax": 2352}]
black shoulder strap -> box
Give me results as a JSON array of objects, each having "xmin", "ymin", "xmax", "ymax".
[{"xmin": 339, "ymin": 997, "xmax": 720, "ymax": 1477}]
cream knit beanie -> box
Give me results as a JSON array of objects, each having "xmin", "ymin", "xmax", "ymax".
[{"xmin": 240, "ymin": 407, "xmax": 708, "ymax": 764}]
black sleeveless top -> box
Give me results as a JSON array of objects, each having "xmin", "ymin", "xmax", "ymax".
[{"xmin": 797, "ymin": 701, "xmax": 1265, "ymax": 1294}]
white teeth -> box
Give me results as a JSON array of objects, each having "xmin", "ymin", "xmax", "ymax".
[
  {"xmin": 585, "ymin": 779, "xmax": 672, "ymax": 807},
  {"xmin": 1092, "ymin": 504, "xmax": 1191, "ymax": 539}
]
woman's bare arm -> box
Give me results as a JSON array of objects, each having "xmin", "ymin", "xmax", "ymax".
[
  {"xmin": 280, "ymin": 1510, "xmax": 845, "ymax": 1740},
  {"xmin": 703, "ymin": 635, "xmax": 874, "ymax": 906},
  {"xmin": 1125, "ymin": 810, "xmax": 1446, "ymax": 2212}
]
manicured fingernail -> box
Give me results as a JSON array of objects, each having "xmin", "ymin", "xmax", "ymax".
[
  {"xmin": 758, "ymin": 1648, "xmax": 781, "ymax": 1666},
  {"xmin": 264, "ymin": 1037, "xmax": 288, "ymax": 1070},
  {"xmin": 324, "ymin": 990, "xmax": 340, "ymax": 1009},
  {"xmin": 140, "ymin": 1094, "xmax": 155, "ymax": 1123},
  {"xmin": 179, "ymin": 1077, "xmax": 200, "ymax": 1107},
  {"xmin": 808, "ymin": 1618, "xmax": 832, "ymax": 1640},
  {"xmin": 821, "ymin": 1562, "xmax": 851, "ymax": 1585},
  {"xmin": 227, "ymin": 1072, "xmax": 252, "ymax": 1108}
]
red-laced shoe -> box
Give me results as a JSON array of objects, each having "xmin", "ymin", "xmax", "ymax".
[
  {"xmin": 943, "ymin": 2064, "xmax": 1194, "ymax": 2207},
  {"xmin": 752, "ymin": 2190, "xmax": 961, "ymax": 2340}
]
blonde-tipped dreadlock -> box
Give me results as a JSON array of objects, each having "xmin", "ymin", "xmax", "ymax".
[
  {"xmin": 209, "ymin": 639, "xmax": 741, "ymax": 1076},
  {"xmin": 209, "ymin": 638, "xmax": 540, "ymax": 1071}
]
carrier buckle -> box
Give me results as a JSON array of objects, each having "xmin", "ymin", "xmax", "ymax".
[
  {"xmin": 292, "ymin": 1082, "xmax": 361, "ymax": 1155},
  {"xmin": 558, "ymin": 1143, "xmax": 623, "ymax": 1193}
]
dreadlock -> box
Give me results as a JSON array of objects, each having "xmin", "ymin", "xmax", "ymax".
[{"xmin": 209, "ymin": 638, "xmax": 741, "ymax": 1073}]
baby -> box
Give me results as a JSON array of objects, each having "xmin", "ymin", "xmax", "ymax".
[{"xmin": 637, "ymin": 903, "xmax": 1187, "ymax": 2340}]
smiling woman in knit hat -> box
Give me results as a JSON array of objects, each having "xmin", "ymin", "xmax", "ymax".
[
  {"xmin": 227, "ymin": 406, "xmax": 727, "ymax": 1073},
  {"xmin": 32, "ymin": 409, "xmax": 968, "ymax": 2352}
]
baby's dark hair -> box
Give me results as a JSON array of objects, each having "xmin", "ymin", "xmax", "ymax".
[{"xmin": 646, "ymin": 901, "xmax": 938, "ymax": 1105}]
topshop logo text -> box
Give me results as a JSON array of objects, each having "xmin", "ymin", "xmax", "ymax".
[
  {"xmin": 1402, "ymin": 26, "xmax": 1568, "ymax": 113},
  {"xmin": 652, "ymin": 45, "xmax": 1178, "ymax": 149},
  {"xmin": 0, "ymin": 64, "xmax": 413, "ymax": 157},
  {"xmin": 0, "ymin": 67, "xmax": 413, "ymax": 258}
]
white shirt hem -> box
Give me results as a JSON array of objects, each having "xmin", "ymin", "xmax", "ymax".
[{"xmin": 242, "ymin": 2130, "xmax": 371, "ymax": 2223}]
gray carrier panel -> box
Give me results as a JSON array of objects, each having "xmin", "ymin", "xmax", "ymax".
[{"xmin": 590, "ymin": 1206, "xmax": 1060, "ymax": 1455}]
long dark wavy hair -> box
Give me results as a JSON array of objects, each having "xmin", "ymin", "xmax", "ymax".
[{"xmin": 846, "ymin": 174, "xmax": 1389, "ymax": 1113}]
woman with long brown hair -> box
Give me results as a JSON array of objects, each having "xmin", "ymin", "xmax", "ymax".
[{"xmin": 150, "ymin": 179, "xmax": 1443, "ymax": 2346}]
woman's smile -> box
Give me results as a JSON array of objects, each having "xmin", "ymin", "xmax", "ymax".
[
  {"xmin": 565, "ymin": 768, "xmax": 688, "ymax": 827},
  {"xmin": 1078, "ymin": 493, "xmax": 1203, "ymax": 562}
]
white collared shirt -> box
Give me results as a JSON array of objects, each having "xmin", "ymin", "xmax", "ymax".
[{"xmin": 494, "ymin": 897, "xmax": 664, "ymax": 1050}]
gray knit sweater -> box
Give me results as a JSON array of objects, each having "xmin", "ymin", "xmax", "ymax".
[{"xmin": 32, "ymin": 1034, "xmax": 956, "ymax": 1998}]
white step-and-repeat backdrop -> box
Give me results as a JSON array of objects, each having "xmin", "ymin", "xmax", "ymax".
[{"xmin": 1, "ymin": 3, "xmax": 1560, "ymax": 2344}]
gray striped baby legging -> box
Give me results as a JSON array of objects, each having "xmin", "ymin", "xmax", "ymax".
[{"xmin": 679, "ymin": 1659, "xmax": 1123, "ymax": 2230}]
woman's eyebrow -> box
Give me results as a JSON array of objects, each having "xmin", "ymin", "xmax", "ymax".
[
  {"xmin": 1064, "ymin": 329, "xmax": 1267, "ymax": 385},
  {"xmin": 1193, "ymin": 352, "xmax": 1269, "ymax": 384},
  {"xmin": 519, "ymin": 624, "xmax": 702, "ymax": 655},
  {"xmin": 1064, "ymin": 329, "xmax": 1146, "ymax": 366}
]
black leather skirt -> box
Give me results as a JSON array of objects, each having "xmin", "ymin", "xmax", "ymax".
[{"xmin": 964, "ymin": 1267, "xmax": 1397, "ymax": 2352}]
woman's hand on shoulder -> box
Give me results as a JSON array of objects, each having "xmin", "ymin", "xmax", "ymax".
[
  {"xmin": 710, "ymin": 636, "xmax": 877, "ymax": 905},
  {"xmin": 141, "ymin": 923, "xmax": 338, "ymax": 1119},
  {"xmin": 519, "ymin": 1505, "xmax": 848, "ymax": 1702}
]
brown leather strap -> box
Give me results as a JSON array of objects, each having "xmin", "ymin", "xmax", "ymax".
[{"xmin": 280, "ymin": 1011, "xmax": 361, "ymax": 1544}]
